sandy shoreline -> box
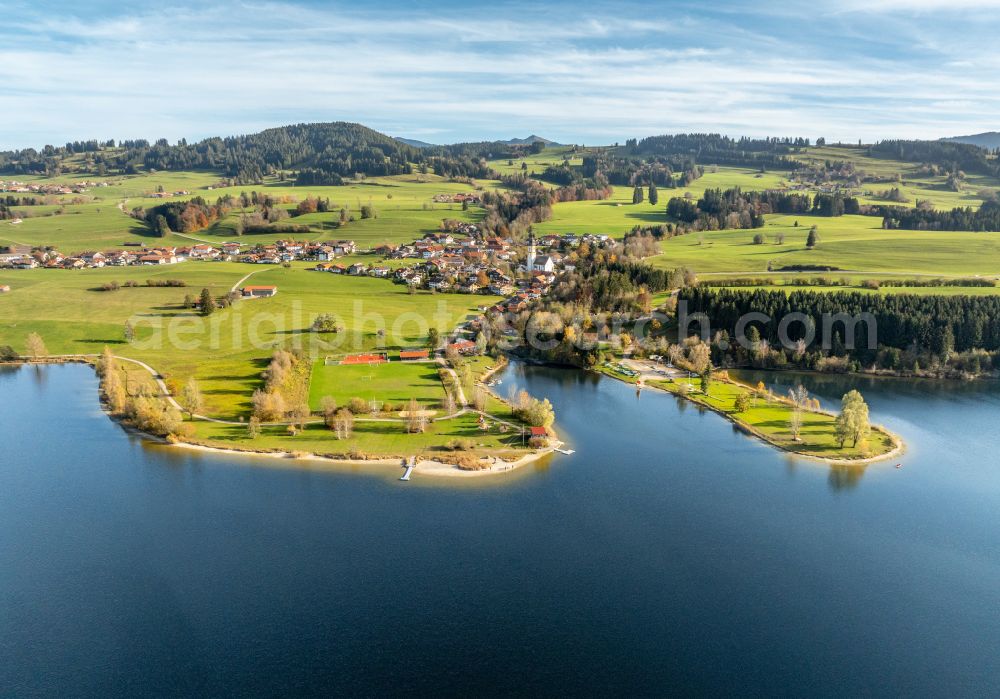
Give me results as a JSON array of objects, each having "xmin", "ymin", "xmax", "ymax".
[{"xmin": 166, "ymin": 437, "xmax": 557, "ymax": 478}]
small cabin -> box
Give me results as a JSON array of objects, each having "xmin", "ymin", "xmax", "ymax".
[{"xmin": 241, "ymin": 285, "xmax": 278, "ymax": 298}]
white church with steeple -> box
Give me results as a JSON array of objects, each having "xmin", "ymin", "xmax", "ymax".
[{"xmin": 524, "ymin": 231, "xmax": 554, "ymax": 274}]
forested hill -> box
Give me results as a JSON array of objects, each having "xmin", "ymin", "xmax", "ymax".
[
  {"xmin": 868, "ymin": 139, "xmax": 1000, "ymax": 177},
  {"xmin": 147, "ymin": 122, "xmax": 421, "ymax": 183},
  {"xmin": 942, "ymin": 132, "xmax": 1000, "ymax": 150},
  {"xmin": 620, "ymin": 133, "xmax": 809, "ymax": 170},
  {"xmin": 0, "ymin": 122, "xmax": 425, "ymax": 184}
]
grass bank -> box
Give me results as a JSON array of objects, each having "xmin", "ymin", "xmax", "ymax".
[{"xmin": 645, "ymin": 374, "xmax": 900, "ymax": 463}]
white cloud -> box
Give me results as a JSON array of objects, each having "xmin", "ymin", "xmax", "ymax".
[{"xmin": 1, "ymin": 1, "xmax": 999, "ymax": 147}]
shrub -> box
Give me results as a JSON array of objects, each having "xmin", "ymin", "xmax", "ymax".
[
  {"xmin": 348, "ymin": 397, "xmax": 369, "ymax": 414},
  {"xmin": 311, "ymin": 313, "xmax": 341, "ymax": 333},
  {"xmin": 451, "ymin": 453, "xmax": 489, "ymax": 470}
]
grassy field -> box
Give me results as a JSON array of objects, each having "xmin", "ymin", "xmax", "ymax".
[
  {"xmin": 487, "ymin": 145, "xmax": 584, "ymax": 176},
  {"xmin": 792, "ymin": 145, "xmax": 1000, "ymax": 210},
  {"xmin": 1, "ymin": 172, "xmax": 497, "ymax": 253},
  {"xmin": 530, "ymin": 168, "xmax": 787, "ymax": 238},
  {"xmin": 190, "ymin": 411, "xmax": 530, "ymax": 460},
  {"xmin": 308, "ymin": 359, "xmax": 446, "ymax": 411},
  {"xmin": 0, "ymin": 261, "xmax": 499, "ymax": 417},
  {"xmin": 652, "ymin": 214, "xmax": 1000, "ymax": 275},
  {"xmin": 649, "ymin": 376, "xmax": 897, "ymax": 460}
]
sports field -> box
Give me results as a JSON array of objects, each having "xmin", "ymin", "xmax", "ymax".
[{"xmin": 308, "ymin": 359, "xmax": 446, "ymax": 411}]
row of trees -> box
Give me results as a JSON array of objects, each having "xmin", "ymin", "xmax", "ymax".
[
  {"xmin": 880, "ymin": 199, "xmax": 1000, "ymax": 232},
  {"xmin": 623, "ymin": 133, "xmax": 807, "ymax": 171}
]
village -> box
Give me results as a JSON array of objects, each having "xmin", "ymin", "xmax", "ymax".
[
  {"xmin": 0, "ymin": 207, "xmax": 614, "ymax": 312},
  {"xmin": 0, "ymin": 178, "xmax": 115, "ymax": 196}
]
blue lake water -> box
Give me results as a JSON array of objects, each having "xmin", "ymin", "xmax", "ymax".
[{"xmin": 2, "ymin": 362, "xmax": 999, "ymax": 696}]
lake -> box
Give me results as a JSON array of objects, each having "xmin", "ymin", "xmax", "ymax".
[{"xmin": 2, "ymin": 362, "xmax": 999, "ymax": 696}]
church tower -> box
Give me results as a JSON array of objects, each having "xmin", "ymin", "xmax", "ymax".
[{"xmin": 526, "ymin": 231, "xmax": 536, "ymax": 272}]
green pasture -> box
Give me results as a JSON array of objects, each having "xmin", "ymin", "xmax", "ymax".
[
  {"xmin": 2, "ymin": 172, "xmax": 499, "ymax": 253},
  {"xmin": 530, "ymin": 168, "xmax": 787, "ymax": 238},
  {"xmin": 652, "ymin": 214, "xmax": 1000, "ymax": 275},
  {"xmin": 190, "ymin": 411, "xmax": 529, "ymax": 459},
  {"xmin": 0, "ymin": 261, "xmax": 499, "ymax": 417}
]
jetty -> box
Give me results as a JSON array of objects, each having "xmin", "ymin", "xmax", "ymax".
[{"xmin": 400, "ymin": 457, "xmax": 416, "ymax": 481}]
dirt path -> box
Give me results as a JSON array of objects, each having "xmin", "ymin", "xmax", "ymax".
[{"xmin": 230, "ymin": 268, "xmax": 268, "ymax": 293}]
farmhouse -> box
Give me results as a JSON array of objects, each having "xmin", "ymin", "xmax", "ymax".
[
  {"xmin": 78, "ymin": 251, "xmax": 106, "ymax": 267},
  {"xmin": 242, "ymin": 285, "xmax": 278, "ymax": 298},
  {"xmin": 448, "ymin": 339, "xmax": 477, "ymax": 355},
  {"xmin": 331, "ymin": 240, "xmax": 357, "ymax": 256}
]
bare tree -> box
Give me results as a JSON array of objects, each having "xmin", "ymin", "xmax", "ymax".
[
  {"xmin": 788, "ymin": 385, "xmax": 809, "ymax": 441},
  {"xmin": 333, "ymin": 409, "xmax": 354, "ymax": 439},
  {"xmin": 473, "ymin": 386, "xmax": 487, "ymax": 412},
  {"xmin": 25, "ymin": 332, "xmax": 47, "ymax": 360},
  {"xmin": 406, "ymin": 398, "xmax": 426, "ymax": 433}
]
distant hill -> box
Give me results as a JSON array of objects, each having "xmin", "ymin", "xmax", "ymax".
[
  {"xmin": 505, "ymin": 135, "xmax": 560, "ymax": 146},
  {"xmin": 398, "ymin": 134, "xmax": 560, "ymax": 148},
  {"xmin": 1, "ymin": 122, "xmax": 492, "ymax": 183},
  {"xmin": 941, "ymin": 132, "xmax": 1000, "ymax": 149},
  {"xmin": 394, "ymin": 137, "xmax": 437, "ymax": 149}
]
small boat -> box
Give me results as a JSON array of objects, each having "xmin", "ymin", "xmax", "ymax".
[{"xmin": 895, "ymin": 463, "xmax": 902, "ymax": 469}]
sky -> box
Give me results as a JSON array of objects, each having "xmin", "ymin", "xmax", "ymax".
[{"xmin": 2, "ymin": 0, "xmax": 1000, "ymax": 149}]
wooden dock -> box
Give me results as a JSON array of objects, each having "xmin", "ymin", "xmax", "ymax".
[{"xmin": 400, "ymin": 457, "xmax": 416, "ymax": 481}]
